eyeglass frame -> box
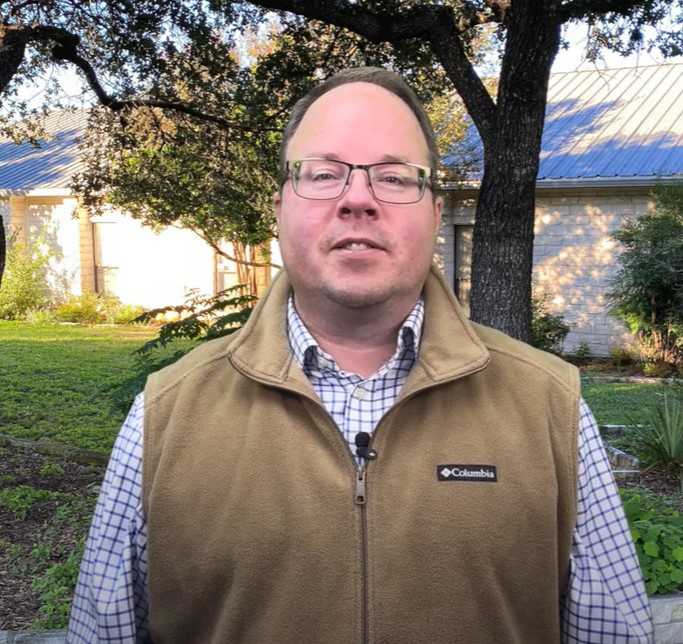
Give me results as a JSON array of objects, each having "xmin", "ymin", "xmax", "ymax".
[{"xmin": 283, "ymin": 158, "xmax": 434, "ymax": 205}]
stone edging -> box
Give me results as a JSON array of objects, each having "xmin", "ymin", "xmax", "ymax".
[
  {"xmin": 0, "ymin": 631, "xmax": 67, "ymax": 643},
  {"xmin": 581, "ymin": 375, "xmax": 679, "ymax": 384},
  {"xmin": 0, "ymin": 433, "xmax": 109, "ymax": 466},
  {"xmin": 2, "ymin": 596, "xmax": 683, "ymax": 643},
  {"xmin": 652, "ymin": 594, "xmax": 683, "ymax": 643}
]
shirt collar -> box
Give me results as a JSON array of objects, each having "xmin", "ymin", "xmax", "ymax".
[{"xmin": 287, "ymin": 294, "xmax": 425, "ymax": 377}]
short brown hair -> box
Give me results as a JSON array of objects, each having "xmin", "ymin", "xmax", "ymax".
[{"xmin": 278, "ymin": 67, "xmax": 438, "ymax": 184}]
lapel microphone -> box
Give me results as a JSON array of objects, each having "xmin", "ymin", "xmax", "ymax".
[{"xmin": 355, "ymin": 432, "xmax": 377, "ymax": 460}]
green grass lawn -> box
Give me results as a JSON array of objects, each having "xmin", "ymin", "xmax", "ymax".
[
  {"xmin": 581, "ymin": 380, "xmax": 668, "ymax": 426},
  {"xmin": 0, "ymin": 322, "xmax": 157, "ymax": 452},
  {"xmin": 0, "ymin": 319, "xmax": 669, "ymax": 452}
]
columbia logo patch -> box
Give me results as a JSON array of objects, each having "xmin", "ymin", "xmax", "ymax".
[{"xmin": 437, "ymin": 465, "xmax": 497, "ymax": 482}]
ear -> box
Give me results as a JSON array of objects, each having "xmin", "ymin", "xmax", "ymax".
[
  {"xmin": 273, "ymin": 191, "xmax": 282, "ymax": 221},
  {"xmin": 433, "ymin": 196, "xmax": 443, "ymax": 233}
]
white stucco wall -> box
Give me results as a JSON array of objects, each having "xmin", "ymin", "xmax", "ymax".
[
  {"xmin": 91, "ymin": 210, "xmax": 216, "ymax": 308},
  {"xmin": 28, "ymin": 196, "xmax": 82, "ymax": 298},
  {"xmin": 440, "ymin": 188, "xmax": 653, "ymax": 357},
  {"xmin": 6, "ymin": 195, "xmax": 83, "ymax": 299}
]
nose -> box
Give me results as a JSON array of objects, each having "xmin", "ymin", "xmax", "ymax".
[{"xmin": 337, "ymin": 168, "xmax": 377, "ymax": 217}]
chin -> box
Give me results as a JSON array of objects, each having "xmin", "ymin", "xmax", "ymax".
[{"xmin": 324, "ymin": 285, "xmax": 395, "ymax": 310}]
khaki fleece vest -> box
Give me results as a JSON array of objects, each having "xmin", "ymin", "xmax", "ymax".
[{"xmin": 143, "ymin": 266, "xmax": 579, "ymax": 644}]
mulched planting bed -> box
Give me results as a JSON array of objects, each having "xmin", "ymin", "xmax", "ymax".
[
  {"xmin": 0, "ymin": 445, "xmax": 105, "ymax": 630},
  {"xmin": 619, "ymin": 467, "xmax": 683, "ymax": 513},
  {"xmin": 1, "ymin": 436, "xmax": 682, "ymax": 629}
]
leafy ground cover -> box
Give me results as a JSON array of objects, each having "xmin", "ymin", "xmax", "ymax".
[
  {"xmin": 0, "ymin": 444, "xmax": 104, "ymax": 629},
  {"xmin": 0, "ymin": 321, "xmax": 155, "ymax": 451}
]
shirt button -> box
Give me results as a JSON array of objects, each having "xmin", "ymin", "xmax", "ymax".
[
  {"xmin": 353, "ymin": 388, "xmax": 368, "ymax": 401},
  {"xmin": 318, "ymin": 357, "xmax": 329, "ymax": 369}
]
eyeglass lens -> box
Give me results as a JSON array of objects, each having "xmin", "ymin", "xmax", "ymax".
[{"xmin": 292, "ymin": 160, "xmax": 425, "ymax": 204}]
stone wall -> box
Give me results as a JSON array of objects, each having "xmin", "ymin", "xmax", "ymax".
[
  {"xmin": 652, "ymin": 595, "xmax": 683, "ymax": 643},
  {"xmin": 439, "ymin": 186, "xmax": 654, "ymax": 356}
]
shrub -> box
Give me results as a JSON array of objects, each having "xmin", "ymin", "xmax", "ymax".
[
  {"xmin": 530, "ymin": 290, "xmax": 571, "ymax": 355},
  {"xmin": 608, "ymin": 345, "xmax": 637, "ymax": 368},
  {"xmin": 642, "ymin": 362, "xmax": 675, "ymax": 378},
  {"xmin": 620, "ymin": 487, "xmax": 683, "ymax": 595},
  {"xmin": 623, "ymin": 386, "xmax": 683, "ymax": 489},
  {"xmin": 23, "ymin": 308, "xmax": 58, "ymax": 325},
  {"xmin": 54, "ymin": 294, "xmax": 104, "ymax": 323},
  {"xmin": 53, "ymin": 294, "xmax": 145, "ymax": 324},
  {"xmin": 573, "ymin": 340, "xmax": 591, "ymax": 360},
  {"xmin": 607, "ymin": 181, "xmax": 683, "ymax": 369},
  {"xmin": 0, "ymin": 232, "xmax": 53, "ymax": 320},
  {"xmin": 100, "ymin": 299, "xmax": 145, "ymax": 325}
]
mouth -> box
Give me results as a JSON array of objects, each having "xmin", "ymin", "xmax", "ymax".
[{"xmin": 332, "ymin": 238, "xmax": 385, "ymax": 251}]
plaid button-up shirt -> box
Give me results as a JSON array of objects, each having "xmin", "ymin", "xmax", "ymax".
[{"xmin": 67, "ymin": 297, "xmax": 653, "ymax": 643}]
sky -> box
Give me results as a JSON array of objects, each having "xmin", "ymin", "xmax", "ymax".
[
  {"xmin": 13, "ymin": 18, "xmax": 683, "ymax": 109},
  {"xmin": 552, "ymin": 21, "xmax": 683, "ymax": 73}
]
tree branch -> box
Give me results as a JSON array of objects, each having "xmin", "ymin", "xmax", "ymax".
[
  {"xmin": 18, "ymin": 25, "xmax": 277, "ymax": 133},
  {"xmin": 0, "ymin": 24, "xmax": 28, "ymax": 95},
  {"xmin": 6, "ymin": 0, "xmax": 45, "ymax": 17},
  {"xmin": 558, "ymin": 0, "xmax": 656, "ymax": 21},
  {"xmin": 184, "ymin": 225, "xmax": 281, "ymax": 270},
  {"xmin": 250, "ymin": 0, "xmax": 498, "ymax": 147},
  {"xmin": 483, "ymin": 0, "xmax": 510, "ymax": 24}
]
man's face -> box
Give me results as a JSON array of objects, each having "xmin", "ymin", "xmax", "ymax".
[{"xmin": 274, "ymin": 82, "xmax": 442, "ymax": 313}]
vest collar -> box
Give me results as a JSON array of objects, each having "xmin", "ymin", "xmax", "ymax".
[{"xmin": 227, "ymin": 264, "xmax": 490, "ymax": 396}]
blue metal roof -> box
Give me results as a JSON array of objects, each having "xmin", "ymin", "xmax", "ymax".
[
  {"xmin": 0, "ymin": 110, "xmax": 87, "ymax": 193},
  {"xmin": 3, "ymin": 64, "xmax": 683, "ymax": 192},
  {"xmin": 445, "ymin": 62, "xmax": 683, "ymax": 183}
]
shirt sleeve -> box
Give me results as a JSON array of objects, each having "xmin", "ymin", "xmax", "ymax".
[
  {"xmin": 561, "ymin": 398, "xmax": 654, "ymax": 643},
  {"xmin": 66, "ymin": 393, "xmax": 151, "ymax": 644}
]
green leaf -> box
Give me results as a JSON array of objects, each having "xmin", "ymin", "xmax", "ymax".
[
  {"xmin": 670, "ymin": 568, "xmax": 683, "ymax": 584},
  {"xmin": 673, "ymin": 547, "xmax": 683, "ymax": 562},
  {"xmin": 644, "ymin": 541, "xmax": 660, "ymax": 557}
]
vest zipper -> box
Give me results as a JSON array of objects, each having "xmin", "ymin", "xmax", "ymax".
[
  {"xmin": 355, "ymin": 465, "xmax": 369, "ymax": 644},
  {"xmin": 355, "ymin": 468, "xmax": 367, "ymax": 505}
]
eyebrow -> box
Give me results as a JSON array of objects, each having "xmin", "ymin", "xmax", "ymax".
[{"xmin": 303, "ymin": 153, "xmax": 413, "ymax": 164}]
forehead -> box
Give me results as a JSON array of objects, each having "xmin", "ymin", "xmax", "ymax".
[{"xmin": 287, "ymin": 82, "xmax": 430, "ymax": 164}]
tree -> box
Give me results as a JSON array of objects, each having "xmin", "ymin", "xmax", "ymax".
[
  {"xmin": 1, "ymin": 4, "xmax": 470, "ymax": 293},
  {"xmin": 67, "ymin": 16, "xmax": 471, "ymax": 295},
  {"xmin": 241, "ymin": 0, "xmax": 682, "ymax": 341},
  {"xmin": 1, "ymin": 0, "xmax": 681, "ymax": 338},
  {"xmin": 607, "ymin": 181, "xmax": 683, "ymax": 369}
]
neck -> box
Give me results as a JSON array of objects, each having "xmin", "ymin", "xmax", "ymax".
[{"xmin": 293, "ymin": 295, "xmax": 417, "ymax": 379}]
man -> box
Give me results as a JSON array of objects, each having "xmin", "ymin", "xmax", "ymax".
[{"xmin": 68, "ymin": 67, "xmax": 653, "ymax": 643}]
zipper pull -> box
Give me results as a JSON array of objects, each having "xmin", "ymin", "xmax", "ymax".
[{"xmin": 355, "ymin": 469, "xmax": 367, "ymax": 505}]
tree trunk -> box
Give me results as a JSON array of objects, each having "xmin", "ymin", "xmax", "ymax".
[
  {"xmin": 469, "ymin": 1, "xmax": 561, "ymax": 342},
  {"xmin": 0, "ymin": 26, "xmax": 28, "ymax": 96}
]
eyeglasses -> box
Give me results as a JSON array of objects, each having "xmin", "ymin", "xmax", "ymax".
[{"xmin": 285, "ymin": 158, "xmax": 433, "ymax": 204}]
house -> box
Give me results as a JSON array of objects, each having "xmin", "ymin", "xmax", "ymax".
[
  {"xmin": 0, "ymin": 110, "xmax": 274, "ymax": 309},
  {"xmin": 438, "ymin": 62, "xmax": 683, "ymax": 355},
  {"xmin": 3, "ymin": 64, "xmax": 682, "ymax": 354}
]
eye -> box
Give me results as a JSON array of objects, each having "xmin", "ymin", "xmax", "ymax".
[
  {"xmin": 303, "ymin": 161, "xmax": 346, "ymax": 183},
  {"xmin": 377, "ymin": 173, "xmax": 406, "ymax": 185},
  {"xmin": 311, "ymin": 170, "xmax": 338, "ymax": 182}
]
